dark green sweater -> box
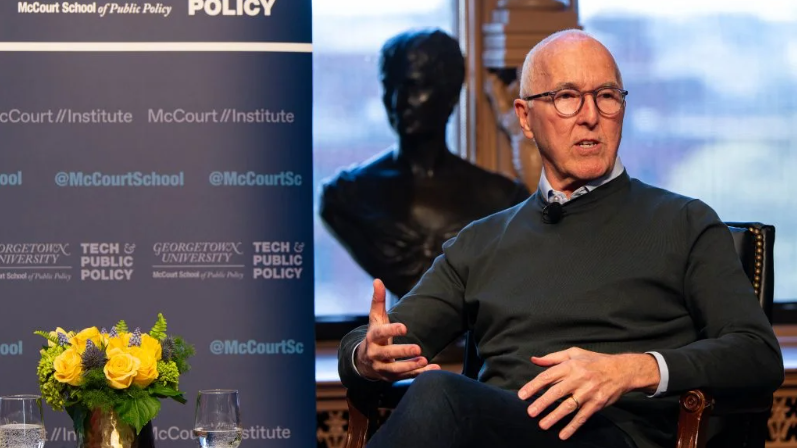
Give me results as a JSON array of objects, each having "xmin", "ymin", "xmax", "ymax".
[{"xmin": 339, "ymin": 171, "xmax": 783, "ymax": 448}]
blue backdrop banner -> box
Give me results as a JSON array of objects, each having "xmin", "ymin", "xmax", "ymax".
[{"xmin": 0, "ymin": 1, "xmax": 314, "ymax": 447}]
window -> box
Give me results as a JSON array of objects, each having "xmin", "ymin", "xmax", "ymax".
[
  {"xmin": 580, "ymin": 1, "xmax": 797, "ymax": 309},
  {"xmin": 312, "ymin": 0, "xmax": 457, "ymax": 317}
]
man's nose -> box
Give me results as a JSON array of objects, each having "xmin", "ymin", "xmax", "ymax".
[{"xmin": 576, "ymin": 92, "xmax": 600, "ymax": 126}]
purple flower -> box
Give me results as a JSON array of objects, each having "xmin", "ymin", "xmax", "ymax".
[
  {"xmin": 129, "ymin": 327, "xmax": 142, "ymax": 347},
  {"xmin": 81, "ymin": 339, "xmax": 107, "ymax": 371},
  {"xmin": 57, "ymin": 332, "xmax": 70, "ymax": 346}
]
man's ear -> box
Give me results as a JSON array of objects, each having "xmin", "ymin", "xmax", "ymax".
[{"xmin": 513, "ymin": 99, "xmax": 535, "ymax": 140}]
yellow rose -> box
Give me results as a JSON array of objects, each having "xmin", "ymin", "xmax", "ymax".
[
  {"xmin": 139, "ymin": 334, "xmax": 162, "ymax": 361},
  {"xmin": 104, "ymin": 348, "xmax": 140, "ymax": 389},
  {"xmin": 128, "ymin": 347, "xmax": 159, "ymax": 388},
  {"xmin": 53, "ymin": 348, "xmax": 83, "ymax": 386},
  {"xmin": 105, "ymin": 333, "xmax": 132, "ymax": 353},
  {"xmin": 70, "ymin": 327, "xmax": 103, "ymax": 353}
]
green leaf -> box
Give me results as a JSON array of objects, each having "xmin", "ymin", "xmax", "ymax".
[
  {"xmin": 33, "ymin": 330, "xmax": 61, "ymax": 346},
  {"xmin": 149, "ymin": 313, "xmax": 168, "ymax": 340},
  {"xmin": 147, "ymin": 383, "xmax": 187, "ymax": 404},
  {"xmin": 115, "ymin": 320, "xmax": 128, "ymax": 334},
  {"xmin": 65, "ymin": 404, "xmax": 88, "ymax": 444},
  {"xmin": 147, "ymin": 383, "xmax": 172, "ymax": 395},
  {"xmin": 116, "ymin": 394, "xmax": 160, "ymax": 434},
  {"xmin": 148, "ymin": 383, "xmax": 182, "ymax": 398}
]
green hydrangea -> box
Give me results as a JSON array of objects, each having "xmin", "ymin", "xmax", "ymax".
[
  {"xmin": 37, "ymin": 345, "xmax": 67, "ymax": 411},
  {"xmin": 157, "ymin": 360, "xmax": 180, "ymax": 388}
]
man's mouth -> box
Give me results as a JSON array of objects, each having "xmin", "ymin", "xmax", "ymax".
[{"xmin": 576, "ymin": 140, "xmax": 599, "ymax": 148}]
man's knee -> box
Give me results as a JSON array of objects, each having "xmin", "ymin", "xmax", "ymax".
[
  {"xmin": 370, "ymin": 372, "xmax": 472, "ymax": 446},
  {"xmin": 407, "ymin": 370, "xmax": 463, "ymax": 396},
  {"xmin": 389, "ymin": 371, "xmax": 470, "ymax": 434},
  {"xmin": 403, "ymin": 370, "xmax": 473, "ymax": 411}
]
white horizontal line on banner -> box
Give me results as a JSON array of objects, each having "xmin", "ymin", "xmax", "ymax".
[
  {"xmin": 2, "ymin": 266, "xmax": 73, "ymax": 269},
  {"xmin": 0, "ymin": 42, "xmax": 313, "ymax": 52},
  {"xmin": 152, "ymin": 265, "xmax": 247, "ymax": 268}
]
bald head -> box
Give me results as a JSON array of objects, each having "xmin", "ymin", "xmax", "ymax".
[
  {"xmin": 512, "ymin": 29, "xmax": 626, "ymax": 195},
  {"xmin": 518, "ymin": 29, "xmax": 623, "ymax": 98}
]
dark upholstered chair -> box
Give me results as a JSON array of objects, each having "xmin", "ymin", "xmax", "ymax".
[
  {"xmin": 676, "ymin": 222, "xmax": 776, "ymax": 448},
  {"xmin": 343, "ymin": 222, "xmax": 776, "ymax": 448}
]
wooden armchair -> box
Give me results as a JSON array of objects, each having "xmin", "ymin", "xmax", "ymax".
[{"xmin": 344, "ymin": 222, "xmax": 776, "ymax": 448}]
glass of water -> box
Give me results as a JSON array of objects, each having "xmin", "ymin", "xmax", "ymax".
[
  {"xmin": 0, "ymin": 395, "xmax": 45, "ymax": 448},
  {"xmin": 193, "ymin": 389, "xmax": 242, "ymax": 448}
]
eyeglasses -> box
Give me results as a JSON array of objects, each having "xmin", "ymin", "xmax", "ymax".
[{"xmin": 523, "ymin": 87, "xmax": 628, "ymax": 117}]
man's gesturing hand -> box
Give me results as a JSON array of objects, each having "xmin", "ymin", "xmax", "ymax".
[
  {"xmin": 354, "ymin": 279, "xmax": 441, "ymax": 381},
  {"xmin": 517, "ymin": 348, "xmax": 660, "ymax": 440}
]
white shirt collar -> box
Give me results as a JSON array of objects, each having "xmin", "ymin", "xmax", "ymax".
[{"xmin": 538, "ymin": 156, "xmax": 625, "ymax": 204}]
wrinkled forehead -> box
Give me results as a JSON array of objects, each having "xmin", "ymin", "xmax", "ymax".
[{"xmin": 533, "ymin": 38, "xmax": 620, "ymax": 91}]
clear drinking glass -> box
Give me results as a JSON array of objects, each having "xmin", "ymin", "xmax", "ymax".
[
  {"xmin": 193, "ymin": 389, "xmax": 242, "ymax": 448},
  {"xmin": 0, "ymin": 395, "xmax": 45, "ymax": 448}
]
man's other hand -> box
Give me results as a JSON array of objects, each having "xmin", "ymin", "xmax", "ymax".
[
  {"xmin": 354, "ymin": 279, "xmax": 441, "ymax": 381},
  {"xmin": 517, "ymin": 347, "xmax": 660, "ymax": 440}
]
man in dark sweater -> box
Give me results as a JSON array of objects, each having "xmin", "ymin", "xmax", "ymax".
[{"xmin": 337, "ymin": 29, "xmax": 784, "ymax": 448}]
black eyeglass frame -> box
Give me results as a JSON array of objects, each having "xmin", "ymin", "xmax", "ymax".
[{"xmin": 522, "ymin": 87, "xmax": 629, "ymax": 117}]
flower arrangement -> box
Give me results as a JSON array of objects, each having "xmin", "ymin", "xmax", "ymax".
[{"xmin": 35, "ymin": 313, "xmax": 194, "ymax": 436}]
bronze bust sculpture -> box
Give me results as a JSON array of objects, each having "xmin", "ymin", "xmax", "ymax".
[{"xmin": 320, "ymin": 29, "xmax": 529, "ymax": 298}]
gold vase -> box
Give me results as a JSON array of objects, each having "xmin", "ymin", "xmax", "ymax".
[{"xmin": 82, "ymin": 409, "xmax": 155, "ymax": 448}]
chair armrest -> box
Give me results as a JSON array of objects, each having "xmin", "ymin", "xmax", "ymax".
[
  {"xmin": 344, "ymin": 380, "xmax": 413, "ymax": 448},
  {"xmin": 676, "ymin": 389, "xmax": 714, "ymax": 448},
  {"xmin": 345, "ymin": 390, "xmax": 376, "ymax": 448},
  {"xmin": 675, "ymin": 388, "xmax": 773, "ymax": 448}
]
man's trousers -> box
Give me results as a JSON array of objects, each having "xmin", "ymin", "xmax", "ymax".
[{"xmin": 367, "ymin": 370, "xmax": 637, "ymax": 448}]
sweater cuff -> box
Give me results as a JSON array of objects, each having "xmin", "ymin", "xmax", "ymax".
[{"xmin": 645, "ymin": 351, "xmax": 669, "ymax": 397}]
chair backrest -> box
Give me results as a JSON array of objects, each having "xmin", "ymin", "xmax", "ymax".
[
  {"xmin": 461, "ymin": 222, "xmax": 776, "ymax": 381},
  {"xmin": 706, "ymin": 222, "xmax": 775, "ymax": 448},
  {"xmin": 725, "ymin": 222, "xmax": 775, "ymax": 321}
]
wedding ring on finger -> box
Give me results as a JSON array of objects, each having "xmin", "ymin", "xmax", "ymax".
[{"xmin": 569, "ymin": 395, "xmax": 580, "ymax": 410}]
